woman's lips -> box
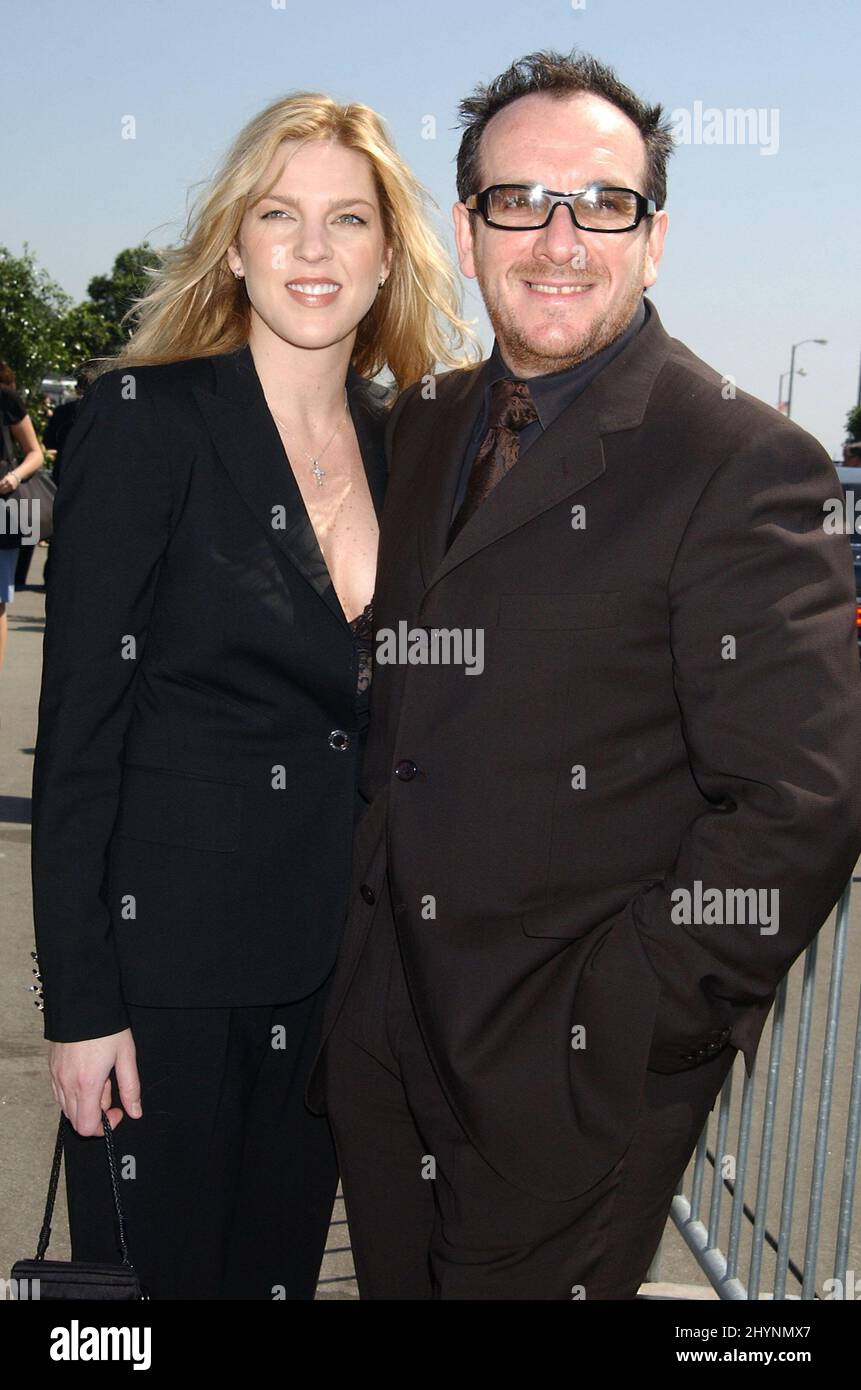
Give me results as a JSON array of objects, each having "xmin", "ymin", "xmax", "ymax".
[{"xmin": 285, "ymin": 279, "xmax": 342, "ymax": 306}]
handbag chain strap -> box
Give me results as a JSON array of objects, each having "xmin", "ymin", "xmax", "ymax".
[{"xmin": 36, "ymin": 1109, "xmax": 134, "ymax": 1267}]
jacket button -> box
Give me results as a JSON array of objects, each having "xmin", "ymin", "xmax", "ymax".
[
  {"xmin": 328, "ymin": 730, "xmax": 350, "ymax": 751},
  {"xmin": 394, "ymin": 759, "xmax": 418, "ymax": 781},
  {"xmin": 360, "ymin": 883, "xmax": 376, "ymax": 905}
]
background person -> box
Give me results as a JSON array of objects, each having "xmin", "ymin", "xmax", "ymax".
[{"xmin": 0, "ymin": 362, "xmax": 45, "ymax": 676}]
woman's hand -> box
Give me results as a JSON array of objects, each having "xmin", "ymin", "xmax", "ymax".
[
  {"xmin": 49, "ymin": 1028, "xmax": 142, "ymax": 1136},
  {"xmin": 0, "ymin": 470, "xmax": 20, "ymax": 495}
]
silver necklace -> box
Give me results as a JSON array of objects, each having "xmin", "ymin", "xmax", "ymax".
[{"xmin": 268, "ymin": 388, "xmax": 349, "ymax": 486}]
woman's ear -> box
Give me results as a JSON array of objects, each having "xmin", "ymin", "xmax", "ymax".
[{"xmin": 226, "ymin": 243, "xmax": 244, "ymax": 279}]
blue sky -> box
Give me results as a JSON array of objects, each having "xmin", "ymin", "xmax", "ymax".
[{"xmin": 6, "ymin": 0, "xmax": 859, "ymax": 455}]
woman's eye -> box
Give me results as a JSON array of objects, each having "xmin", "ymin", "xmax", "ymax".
[{"xmin": 259, "ymin": 210, "xmax": 366, "ymax": 225}]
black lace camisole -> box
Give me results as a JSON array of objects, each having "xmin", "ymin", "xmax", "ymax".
[{"xmin": 348, "ymin": 598, "xmax": 374, "ymax": 737}]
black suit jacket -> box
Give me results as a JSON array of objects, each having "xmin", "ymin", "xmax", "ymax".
[
  {"xmin": 308, "ymin": 299, "xmax": 861, "ymax": 1199},
  {"xmin": 31, "ymin": 345, "xmax": 387, "ymax": 1043}
]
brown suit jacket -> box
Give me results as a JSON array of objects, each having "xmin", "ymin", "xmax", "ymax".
[{"xmin": 308, "ymin": 298, "xmax": 861, "ymax": 1199}]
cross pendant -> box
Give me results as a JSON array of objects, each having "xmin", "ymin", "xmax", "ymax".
[{"xmin": 310, "ymin": 459, "xmax": 326, "ymax": 486}]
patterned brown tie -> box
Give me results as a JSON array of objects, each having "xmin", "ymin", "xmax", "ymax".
[{"xmin": 448, "ymin": 378, "xmax": 539, "ymax": 544}]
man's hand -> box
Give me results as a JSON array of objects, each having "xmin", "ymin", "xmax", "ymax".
[{"xmin": 49, "ymin": 1029, "xmax": 142, "ymax": 1136}]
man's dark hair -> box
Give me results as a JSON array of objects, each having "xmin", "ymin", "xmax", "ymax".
[{"xmin": 455, "ymin": 49, "xmax": 675, "ymax": 210}]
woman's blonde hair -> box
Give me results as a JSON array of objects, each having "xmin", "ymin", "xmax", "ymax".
[{"xmin": 99, "ymin": 92, "xmax": 480, "ymax": 391}]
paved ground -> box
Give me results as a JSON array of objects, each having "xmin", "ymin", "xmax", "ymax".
[{"xmin": 2, "ymin": 547, "xmax": 857, "ymax": 1300}]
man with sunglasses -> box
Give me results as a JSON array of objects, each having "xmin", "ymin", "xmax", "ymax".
[{"xmin": 310, "ymin": 49, "xmax": 861, "ymax": 1299}]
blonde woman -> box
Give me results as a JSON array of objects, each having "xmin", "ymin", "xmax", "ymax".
[{"xmin": 31, "ymin": 93, "xmax": 476, "ymax": 1300}]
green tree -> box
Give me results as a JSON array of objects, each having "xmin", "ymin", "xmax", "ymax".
[
  {"xmin": 0, "ymin": 241, "xmax": 162, "ymax": 436},
  {"xmin": 846, "ymin": 405, "xmax": 861, "ymax": 443},
  {"xmin": 83, "ymin": 244, "xmax": 161, "ymax": 354},
  {"xmin": 56, "ymin": 301, "xmax": 117, "ymax": 368},
  {"xmin": 0, "ymin": 244, "xmax": 71, "ymax": 406}
]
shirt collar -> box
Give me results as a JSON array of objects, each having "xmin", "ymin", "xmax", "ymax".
[{"xmin": 484, "ymin": 294, "xmax": 649, "ymax": 429}]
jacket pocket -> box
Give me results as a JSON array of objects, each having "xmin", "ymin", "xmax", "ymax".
[
  {"xmin": 114, "ymin": 764, "xmax": 242, "ymax": 852},
  {"xmin": 497, "ymin": 591, "xmax": 624, "ymax": 630},
  {"xmin": 157, "ymin": 668, "xmax": 276, "ymax": 727},
  {"xmin": 520, "ymin": 902, "xmax": 597, "ymax": 939}
]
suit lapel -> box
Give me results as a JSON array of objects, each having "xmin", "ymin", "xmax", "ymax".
[
  {"xmin": 431, "ymin": 391, "xmax": 607, "ymax": 587},
  {"xmin": 414, "ymin": 298, "xmax": 673, "ymax": 591},
  {"xmin": 415, "ymin": 362, "xmax": 488, "ymax": 589},
  {"xmin": 192, "ymin": 345, "xmax": 387, "ymax": 625}
]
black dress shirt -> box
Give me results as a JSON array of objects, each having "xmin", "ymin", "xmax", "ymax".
[{"xmin": 450, "ymin": 295, "xmax": 648, "ymax": 524}]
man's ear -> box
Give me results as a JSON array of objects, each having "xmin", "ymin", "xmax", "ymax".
[
  {"xmin": 643, "ymin": 210, "xmax": 668, "ymax": 289},
  {"xmin": 452, "ymin": 201, "xmax": 478, "ymax": 279}
]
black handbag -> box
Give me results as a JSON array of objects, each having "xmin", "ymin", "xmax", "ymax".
[
  {"xmin": 10, "ymin": 1110, "xmax": 147, "ymax": 1300},
  {"xmin": 0, "ymin": 419, "xmax": 57, "ymax": 549}
]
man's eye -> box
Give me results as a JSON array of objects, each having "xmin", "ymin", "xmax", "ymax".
[
  {"xmin": 501, "ymin": 193, "xmax": 533, "ymax": 209},
  {"xmin": 588, "ymin": 191, "xmax": 625, "ymax": 211}
]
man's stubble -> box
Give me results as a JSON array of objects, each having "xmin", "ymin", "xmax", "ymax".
[{"xmin": 473, "ymin": 253, "xmax": 646, "ymax": 376}]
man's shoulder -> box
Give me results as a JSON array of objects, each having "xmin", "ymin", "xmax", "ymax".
[
  {"xmin": 388, "ymin": 361, "xmax": 485, "ymax": 429},
  {"xmin": 654, "ymin": 332, "xmax": 828, "ymax": 464},
  {"xmin": 425, "ymin": 361, "xmax": 486, "ymax": 401}
]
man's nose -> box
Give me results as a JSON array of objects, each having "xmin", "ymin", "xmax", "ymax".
[{"xmin": 531, "ymin": 202, "xmax": 589, "ymax": 265}]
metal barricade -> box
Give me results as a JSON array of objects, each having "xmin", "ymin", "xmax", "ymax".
[{"xmin": 649, "ymin": 877, "xmax": 860, "ymax": 1299}]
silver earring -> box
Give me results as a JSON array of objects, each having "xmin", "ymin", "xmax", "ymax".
[
  {"xmin": 233, "ymin": 270, "xmax": 243, "ymax": 279},
  {"xmin": 378, "ymin": 273, "xmax": 386, "ymax": 288}
]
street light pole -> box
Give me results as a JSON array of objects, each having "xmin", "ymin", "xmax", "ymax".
[
  {"xmin": 778, "ymin": 368, "xmax": 805, "ymax": 412},
  {"xmin": 786, "ymin": 338, "xmax": 827, "ymax": 419}
]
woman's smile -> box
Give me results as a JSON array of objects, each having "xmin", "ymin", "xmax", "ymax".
[{"xmin": 285, "ymin": 277, "xmax": 343, "ymax": 306}]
